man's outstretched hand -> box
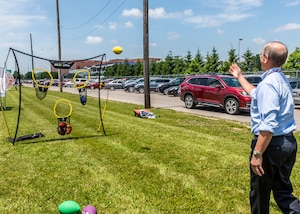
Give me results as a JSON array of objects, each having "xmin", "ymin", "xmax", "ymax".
[{"xmin": 229, "ymin": 63, "xmax": 242, "ymax": 79}]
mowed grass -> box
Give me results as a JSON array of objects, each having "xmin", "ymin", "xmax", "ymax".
[{"xmin": 0, "ymin": 87, "xmax": 300, "ymax": 213}]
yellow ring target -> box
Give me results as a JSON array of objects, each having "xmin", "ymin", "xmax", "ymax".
[
  {"xmin": 32, "ymin": 68, "xmax": 53, "ymax": 88},
  {"xmin": 72, "ymin": 69, "xmax": 90, "ymax": 89},
  {"xmin": 53, "ymin": 99, "xmax": 73, "ymax": 119}
]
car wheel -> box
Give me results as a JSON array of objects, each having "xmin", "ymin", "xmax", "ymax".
[
  {"xmin": 128, "ymin": 86, "xmax": 134, "ymax": 93},
  {"xmin": 139, "ymin": 88, "xmax": 144, "ymax": 93},
  {"xmin": 110, "ymin": 86, "xmax": 115, "ymax": 91},
  {"xmin": 163, "ymin": 88, "xmax": 169, "ymax": 95},
  {"xmin": 173, "ymin": 90, "xmax": 179, "ymax": 97},
  {"xmin": 90, "ymin": 86, "xmax": 95, "ymax": 90},
  {"xmin": 225, "ymin": 98, "xmax": 240, "ymax": 115},
  {"xmin": 184, "ymin": 94, "xmax": 195, "ymax": 109}
]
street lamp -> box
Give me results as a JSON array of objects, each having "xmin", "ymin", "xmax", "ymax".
[
  {"xmin": 238, "ymin": 38, "xmax": 243, "ymax": 62},
  {"xmin": 56, "ymin": 0, "xmax": 62, "ymax": 92}
]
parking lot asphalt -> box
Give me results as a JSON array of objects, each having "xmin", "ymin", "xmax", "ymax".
[{"xmin": 48, "ymin": 86, "xmax": 300, "ymax": 132}]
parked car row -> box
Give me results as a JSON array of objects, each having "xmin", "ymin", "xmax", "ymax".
[
  {"xmin": 289, "ymin": 78, "xmax": 300, "ymax": 105},
  {"xmin": 22, "ymin": 73, "xmax": 300, "ymax": 115}
]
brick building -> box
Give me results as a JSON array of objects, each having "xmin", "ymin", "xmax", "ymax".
[{"xmin": 51, "ymin": 58, "xmax": 161, "ymax": 74}]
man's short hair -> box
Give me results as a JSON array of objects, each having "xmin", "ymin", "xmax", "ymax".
[{"xmin": 263, "ymin": 41, "xmax": 288, "ymax": 67}]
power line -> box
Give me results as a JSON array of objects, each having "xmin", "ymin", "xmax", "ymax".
[
  {"xmin": 62, "ymin": 0, "xmax": 112, "ymax": 30},
  {"xmin": 62, "ymin": 0, "xmax": 127, "ymax": 41}
]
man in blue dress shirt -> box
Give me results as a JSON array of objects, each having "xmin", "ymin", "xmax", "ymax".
[{"xmin": 229, "ymin": 41, "xmax": 300, "ymax": 213}]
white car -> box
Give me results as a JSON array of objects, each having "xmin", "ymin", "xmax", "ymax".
[
  {"xmin": 289, "ymin": 79, "xmax": 300, "ymax": 105},
  {"xmin": 64, "ymin": 78, "xmax": 87, "ymax": 87}
]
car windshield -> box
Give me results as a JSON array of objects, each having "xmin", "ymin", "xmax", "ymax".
[
  {"xmin": 221, "ymin": 77, "xmax": 242, "ymax": 87},
  {"xmin": 290, "ymin": 81, "xmax": 300, "ymax": 89}
]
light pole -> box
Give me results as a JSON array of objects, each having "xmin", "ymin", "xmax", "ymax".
[
  {"xmin": 238, "ymin": 38, "xmax": 243, "ymax": 62},
  {"xmin": 56, "ymin": 0, "xmax": 62, "ymax": 92},
  {"xmin": 143, "ymin": 0, "xmax": 150, "ymax": 109}
]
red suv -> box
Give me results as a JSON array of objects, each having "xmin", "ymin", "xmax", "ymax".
[{"xmin": 179, "ymin": 74, "xmax": 251, "ymax": 115}]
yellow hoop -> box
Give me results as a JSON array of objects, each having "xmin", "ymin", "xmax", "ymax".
[
  {"xmin": 32, "ymin": 68, "xmax": 53, "ymax": 88},
  {"xmin": 72, "ymin": 69, "xmax": 90, "ymax": 89},
  {"xmin": 53, "ymin": 99, "xmax": 73, "ymax": 119}
]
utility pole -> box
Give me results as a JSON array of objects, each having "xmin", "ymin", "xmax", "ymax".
[
  {"xmin": 56, "ymin": 0, "xmax": 62, "ymax": 92},
  {"xmin": 30, "ymin": 34, "xmax": 34, "ymax": 71},
  {"xmin": 143, "ymin": 0, "xmax": 150, "ymax": 108}
]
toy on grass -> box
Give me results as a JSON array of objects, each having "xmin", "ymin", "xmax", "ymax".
[
  {"xmin": 82, "ymin": 205, "xmax": 97, "ymax": 214},
  {"xmin": 72, "ymin": 69, "xmax": 90, "ymax": 105},
  {"xmin": 58, "ymin": 200, "xmax": 81, "ymax": 214},
  {"xmin": 112, "ymin": 46, "xmax": 123, "ymax": 54},
  {"xmin": 31, "ymin": 68, "xmax": 53, "ymax": 100},
  {"xmin": 54, "ymin": 99, "xmax": 73, "ymax": 135}
]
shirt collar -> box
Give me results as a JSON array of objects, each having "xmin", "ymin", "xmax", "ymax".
[{"xmin": 261, "ymin": 67, "xmax": 282, "ymax": 80}]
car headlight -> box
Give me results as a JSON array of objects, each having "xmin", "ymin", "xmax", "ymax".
[{"xmin": 240, "ymin": 90, "xmax": 248, "ymax": 96}]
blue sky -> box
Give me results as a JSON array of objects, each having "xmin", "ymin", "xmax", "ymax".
[{"xmin": 1, "ymin": 0, "xmax": 300, "ymax": 71}]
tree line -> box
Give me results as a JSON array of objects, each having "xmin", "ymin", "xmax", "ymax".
[
  {"xmin": 16, "ymin": 47, "xmax": 300, "ymax": 80},
  {"xmin": 104, "ymin": 47, "xmax": 300, "ymax": 77}
]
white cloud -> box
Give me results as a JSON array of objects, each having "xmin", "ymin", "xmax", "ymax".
[
  {"xmin": 85, "ymin": 36, "xmax": 103, "ymax": 44},
  {"xmin": 217, "ymin": 29, "xmax": 224, "ymax": 34},
  {"xmin": 150, "ymin": 42, "xmax": 158, "ymax": 47},
  {"xmin": 185, "ymin": 0, "xmax": 262, "ymax": 27},
  {"xmin": 124, "ymin": 21, "xmax": 133, "ymax": 28},
  {"xmin": 274, "ymin": 23, "xmax": 300, "ymax": 32},
  {"xmin": 109, "ymin": 22, "xmax": 118, "ymax": 30},
  {"xmin": 286, "ymin": 1, "xmax": 300, "ymax": 6},
  {"xmin": 149, "ymin": 7, "xmax": 193, "ymax": 19},
  {"xmin": 122, "ymin": 7, "xmax": 193, "ymax": 20},
  {"xmin": 122, "ymin": 8, "xmax": 142, "ymax": 17},
  {"xmin": 110, "ymin": 39, "xmax": 118, "ymax": 44},
  {"xmin": 252, "ymin": 37, "xmax": 266, "ymax": 44},
  {"xmin": 167, "ymin": 32, "xmax": 180, "ymax": 40},
  {"xmin": 183, "ymin": 9, "xmax": 193, "ymax": 16},
  {"xmin": 94, "ymin": 25, "xmax": 103, "ymax": 29}
]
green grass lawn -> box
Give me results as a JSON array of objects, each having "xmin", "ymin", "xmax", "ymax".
[{"xmin": 0, "ymin": 87, "xmax": 300, "ymax": 213}]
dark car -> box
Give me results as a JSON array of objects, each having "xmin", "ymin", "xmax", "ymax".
[
  {"xmin": 124, "ymin": 78, "xmax": 145, "ymax": 92},
  {"xmin": 166, "ymin": 85, "xmax": 180, "ymax": 96},
  {"xmin": 106, "ymin": 79, "xmax": 124, "ymax": 90},
  {"xmin": 52, "ymin": 79, "xmax": 59, "ymax": 86},
  {"xmin": 134, "ymin": 78, "xmax": 172, "ymax": 93},
  {"xmin": 179, "ymin": 74, "xmax": 251, "ymax": 115},
  {"xmin": 122, "ymin": 78, "xmax": 137, "ymax": 88},
  {"xmin": 157, "ymin": 77, "xmax": 186, "ymax": 94},
  {"xmin": 244, "ymin": 74, "xmax": 262, "ymax": 86}
]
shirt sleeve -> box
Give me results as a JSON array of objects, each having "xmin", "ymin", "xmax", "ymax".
[{"xmin": 255, "ymin": 82, "xmax": 280, "ymax": 133}]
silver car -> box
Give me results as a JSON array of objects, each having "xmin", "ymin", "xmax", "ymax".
[{"xmin": 289, "ymin": 79, "xmax": 300, "ymax": 105}]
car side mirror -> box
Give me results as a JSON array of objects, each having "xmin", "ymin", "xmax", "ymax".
[{"xmin": 215, "ymin": 84, "xmax": 222, "ymax": 89}]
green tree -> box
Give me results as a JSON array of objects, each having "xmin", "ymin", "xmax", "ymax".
[
  {"xmin": 149, "ymin": 61, "xmax": 157, "ymax": 76},
  {"xmin": 185, "ymin": 60, "xmax": 201, "ymax": 74},
  {"xmin": 240, "ymin": 49, "xmax": 258, "ymax": 72},
  {"xmin": 133, "ymin": 60, "xmax": 143, "ymax": 76},
  {"xmin": 194, "ymin": 48, "xmax": 205, "ymax": 73},
  {"xmin": 184, "ymin": 50, "xmax": 193, "ymax": 69},
  {"xmin": 24, "ymin": 71, "xmax": 32, "ymax": 80},
  {"xmin": 283, "ymin": 47, "xmax": 300, "ymax": 70},
  {"xmin": 173, "ymin": 56, "xmax": 185, "ymax": 75},
  {"xmin": 219, "ymin": 48, "xmax": 238, "ymax": 73},
  {"xmin": 204, "ymin": 47, "xmax": 220, "ymax": 73},
  {"xmin": 162, "ymin": 51, "xmax": 175, "ymax": 75}
]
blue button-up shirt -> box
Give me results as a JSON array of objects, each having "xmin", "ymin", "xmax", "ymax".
[{"xmin": 250, "ymin": 67, "xmax": 296, "ymax": 136}]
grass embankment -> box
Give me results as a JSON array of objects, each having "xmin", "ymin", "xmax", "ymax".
[{"xmin": 0, "ymin": 87, "xmax": 299, "ymax": 213}]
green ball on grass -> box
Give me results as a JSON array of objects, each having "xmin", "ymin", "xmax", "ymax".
[{"xmin": 58, "ymin": 200, "xmax": 80, "ymax": 214}]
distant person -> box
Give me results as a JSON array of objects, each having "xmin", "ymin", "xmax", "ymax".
[{"xmin": 229, "ymin": 41, "xmax": 300, "ymax": 213}]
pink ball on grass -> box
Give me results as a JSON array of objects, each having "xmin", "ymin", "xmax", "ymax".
[{"xmin": 82, "ymin": 205, "xmax": 97, "ymax": 214}]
